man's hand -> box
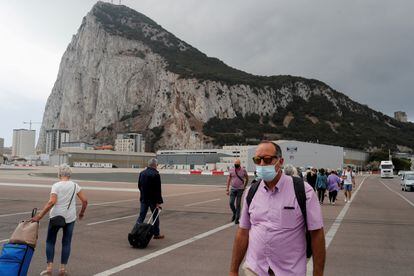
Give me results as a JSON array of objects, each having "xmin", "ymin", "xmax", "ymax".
[
  {"xmin": 229, "ymin": 272, "xmax": 238, "ymax": 276},
  {"xmin": 156, "ymin": 203, "xmax": 162, "ymax": 209},
  {"xmin": 78, "ymin": 212, "xmax": 85, "ymax": 220},
  {"xmin": 226, "ymin": 190, "xmax": 229, "ymax": 196},
  {"xmin": 31, "ymin": 214, "xmax": 41, "ymax": 223}
]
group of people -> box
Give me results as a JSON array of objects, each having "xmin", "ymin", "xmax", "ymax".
[
  {"xmin": 280, "ymin": 165, "xmax": 356, "ymax": 205},
  {"xmin": 31, "ymin": 140, "xmax": 359, "ymax": 275}
]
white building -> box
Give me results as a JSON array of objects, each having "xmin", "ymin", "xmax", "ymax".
[
  {"xmin": 12, "ymin": 129, "xmax": 35, "ymax": 158},
  {"xmin": 223, "ymin": 140, "xmax": 344, "ymax": 172},
  {"xmin": 115, "ymin": 133, "xmax": 145, "ymax": 152},
  {"xmin": 45, "ymin": 129, "xmax": 70, "ymax": 154}
]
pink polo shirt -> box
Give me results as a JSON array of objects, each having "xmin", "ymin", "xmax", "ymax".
[
  {"xmin": 239, "ymin": 174, "xmax": 323, "ymax": 276},
  {"xmin": 229, "ymin": 168, "xmax": 248, "ymax": 190}
]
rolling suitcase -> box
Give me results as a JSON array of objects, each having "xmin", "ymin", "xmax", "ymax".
[
  {"xmin": 0, "ymin": 209, "xmax": 38, "ymax": 276},
  {"xmin": 128, "ymin": 209, "xmax": 161, "ymax": 249},
  {"xmin": 0, "ymin": 244, "xmax": 34, "ymax": 276}
]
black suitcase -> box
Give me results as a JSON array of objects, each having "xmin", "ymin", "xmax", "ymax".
[{"xmin": 128, "ymin": 209, "xmax": 161, "ymax": 249}]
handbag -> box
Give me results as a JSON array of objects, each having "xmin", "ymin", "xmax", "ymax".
[
  {"xmin": 9, "ymin": 208, "xmax": 39, "ymax": 248},
  {"xmin": 50, "ymin": 184, "xmax": 76, "ymax": 227}
]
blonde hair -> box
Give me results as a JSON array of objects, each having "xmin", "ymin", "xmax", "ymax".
[{"xmin": 58, "ymin": 164, "xmax": 72, "ymax": 178}]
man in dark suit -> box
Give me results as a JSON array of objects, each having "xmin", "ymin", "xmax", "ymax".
[{"xmin": 137, "ymin": 158, "xmax": 164, "ymax": 239}]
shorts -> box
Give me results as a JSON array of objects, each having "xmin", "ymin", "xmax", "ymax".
[{"xmin": 344, "ymin": 184, "xmax": 352, "ymax": 191}]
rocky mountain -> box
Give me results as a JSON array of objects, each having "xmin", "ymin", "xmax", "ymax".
[{"xmin": 37, "ymin": 1, "xmax": 414, "ymax": 153}]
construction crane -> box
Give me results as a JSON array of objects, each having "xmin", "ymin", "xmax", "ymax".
[{"xmin": 23, "ymin": 120, "xmax": 41, "ymax": 130}]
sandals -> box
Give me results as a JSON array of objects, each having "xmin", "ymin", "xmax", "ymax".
[
  {"xmin": 39, "ymin": 270, "xmax": 52, "ymax": 276},
  {"xmin": 59, "ymin": 268, "xmax": 68, "ymax": 276}
]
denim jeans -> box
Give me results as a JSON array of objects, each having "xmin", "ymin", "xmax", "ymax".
[
  {"xmin": 229, "ymin": 189, "xmax": 244, "ymax": 221},
  {"xmin": 46, "ymin": 221, "xmax": 75, "ymax": 264},
  {"xmin": 137, "ymin": 202, "xmax": 160, "ymax": 236}
]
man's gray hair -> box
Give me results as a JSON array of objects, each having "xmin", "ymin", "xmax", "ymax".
[
  {"xmin": 284, "ymin": 164, "xmax": 298, "ymax": 177},
  {"xmin": 58, "ymin": 164, "xmax": 72, "ymax": 178},
  {"xmin": 148, "ymin": 158, "xmax": 158, "ymax": 167}
]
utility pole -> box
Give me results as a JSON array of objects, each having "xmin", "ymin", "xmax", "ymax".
[{"xmin": 22, "ymin": 120, "xmax": 41, "ymax": 130}]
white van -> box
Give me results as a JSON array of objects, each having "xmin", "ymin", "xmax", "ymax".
[{"xmin": 380, "ymin": 160, "xmax": 394, "ymax": 178}]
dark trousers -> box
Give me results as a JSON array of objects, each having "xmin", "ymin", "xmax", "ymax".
[
  {"xmin": 329, "ymin": 190, "xmax": 338, "ymax": 203},
  {"xmin": 137, "ymin": 202, "xmax": 160, "ymax": 236},
  {"xmin": 46, "ymin": 221, "xmax": 75, "ymax": 264},
  {"xmin": 229, "ymin": 189, "xmax": 244, "ymax": 221},
  {"xmin": 317, "ymin": 188, "xmax": 326, "ymax": 203}
]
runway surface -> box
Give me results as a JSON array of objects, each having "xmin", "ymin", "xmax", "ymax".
[{"xmin": 0, "ymin": 168, "xmax": 413, "ymax": 275}]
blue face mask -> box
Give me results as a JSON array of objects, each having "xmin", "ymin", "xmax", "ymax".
[{"xmin": 256, "ymin": 165, "xmax": 277, "ymax": 182}]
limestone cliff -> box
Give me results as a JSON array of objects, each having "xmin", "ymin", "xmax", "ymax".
[{"xmin": 37, "ymin": 2, "xmax": 414, "ymax": 152}]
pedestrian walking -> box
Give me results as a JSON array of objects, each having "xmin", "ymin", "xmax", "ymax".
[
  {"xmin": 306, "ymin": 168, "xmax": 317, "ymax": 191},
  {"xmin": 137, "ymin": 158, "xmax": 164, "ymax": 239},
  {"xmin": 342, "ymin": 165, "xmax": 355, "ymax": 203},
  {"xmin": 226, "ymin": 159, "xmax": 249, "ymax": 224},
  {"xmin": 229, "ymin": 141, "xmax": 325, "ymax": 276},
  {"xmin": 316, "ymin": 168, "xmax": 328, "ymax": 205},
  {"xmin": 327, "ymin": 170, "xmax": 341, "ymax": 205},
  {"xmin": 31, "ymin": 164, "xmax": 88, "ymax": 276}
]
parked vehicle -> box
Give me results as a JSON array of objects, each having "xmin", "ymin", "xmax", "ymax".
[
  {"xmin": 380, "ymin": 161, "xmax": 394, "ymax": 178},
  {"xmin": 401, "ymin": 172, "xmax": 414, "ymax": 192}
]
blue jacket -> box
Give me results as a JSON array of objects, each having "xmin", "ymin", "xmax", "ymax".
[
  {"xmin": 138, "ymin": 167, "xmax": 163, "ymax": 204},
  {"xmin": 316, "ymin": 174, "xmax": 328, "ymax": 189}
]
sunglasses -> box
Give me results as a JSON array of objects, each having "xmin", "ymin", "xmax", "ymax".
[{"xmin": 252, "ymin": 156, "xmax": 279, "ymax": 165}]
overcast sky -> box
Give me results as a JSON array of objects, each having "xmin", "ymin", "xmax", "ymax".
[{"xmin": 1, "ymin": 0, "xmax": 413, "ymax": 147}]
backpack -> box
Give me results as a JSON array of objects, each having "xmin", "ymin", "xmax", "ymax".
[{"xmin": 246, "ymin": 176, "xmax": 312, "ymax": 258}]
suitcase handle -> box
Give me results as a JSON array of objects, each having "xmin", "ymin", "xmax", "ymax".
[
  {"xmin": 147, "ymin": 208, "xmax": 161, "ymax": 225},
  {"xmin": 31, "ymin": 208, "xmax": 38, "ymax": 218}
]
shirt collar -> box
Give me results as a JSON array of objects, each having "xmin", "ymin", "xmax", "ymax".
[{"xmin": 260, "ymin": 173, "xmax": 287, "ymax": 193}]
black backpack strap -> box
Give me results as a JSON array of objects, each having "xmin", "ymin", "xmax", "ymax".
[
  {"xmin": 292, "ymin": 176, "xmax": 312, "ymax": 258},
  {"xmin": 246, "ymin": 179, "xmax": 261, "ymax": 207},
  {"xmin": 67, "ymin": 183, "xmax": 77, "ymax": 210}
]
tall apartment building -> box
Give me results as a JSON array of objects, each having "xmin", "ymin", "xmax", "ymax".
[
  {"xmin": 0, "ymin": 137, "xmax": 4, "ymax": 155},
  {"xmin": 45, "ymin": 129, "xmax": 70, "ymax": 154},
  {"xmin": 0, "ymin": 138, "xmax": 4, "ymax": 155},
  {"xmin": 115, "ymin": 133, "xmax": 145, "ymax": 152},
  {"xmin": 12, "ymin": 129, "xmax": 36, "ymax": 157},
  {"xmin": 394, "ymin": 111, "xmax": 408, "ymax": 122}
]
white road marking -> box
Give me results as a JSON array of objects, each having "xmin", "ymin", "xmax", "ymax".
[
  {"xmin": 86, "ymin": 190, "xmax": 223, "ymax": 226},
  {"xmin": 89, "ymin": 199, "xmax": 137, "ymax": 206},
  {"xmin": 0, "ymin": 211, "xmax": 31, "ymax": 218},
  {"xmin": 379, "ymin": 180, "xmax": 414, "ymax": 208},
  {"xmin": 0, "ymin": 182, "xmax": 138, "ymax": 192},
  {"xmin": 184, "ymin": 198, "xmax": 221, "ymax": 207},
  {"xmin": 87, "ymin": 215, "xmax": 138, "ymax": 226},
  {"xmin": 306, "ymin": 176, "xmax": 368, "ymax": 276},
  {"xmin": 94, "ymin": 222, "xmax": 235, "ymax": 276}
]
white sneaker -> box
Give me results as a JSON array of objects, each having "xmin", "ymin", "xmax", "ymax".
[
  {"xmin": 344, "ymin": 198, "xmax": 347, "ymax": 203},
  {"xmin": 332, "ymin": 202, "xmax": 335, "ymax": 205}
]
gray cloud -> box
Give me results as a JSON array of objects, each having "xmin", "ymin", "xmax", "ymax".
[{"xmin": 1, "ymin": 0, "xmax": 413, "ymax": 146}]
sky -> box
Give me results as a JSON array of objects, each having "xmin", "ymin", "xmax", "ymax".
[{"xmin": 0, "ymin": 0, "xmax": 413, "ymax": 147}]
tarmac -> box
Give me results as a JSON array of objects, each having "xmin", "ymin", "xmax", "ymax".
[{"xmin": 0, "ymin": 167, "xmax": 413, "ymax": 275}]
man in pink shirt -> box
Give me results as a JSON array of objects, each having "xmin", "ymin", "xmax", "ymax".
[
  {"xmin": 226, "ymin": 159, "xmax": 249, "ymax": 224},
  {"xmin": 230, "ymin": 141, "xmax": 326, "ymax": 276}
]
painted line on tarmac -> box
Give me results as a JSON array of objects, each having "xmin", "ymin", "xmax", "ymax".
[
  {"xmin": 185, "ymin": 198, "xmax": 221, "ymax": 207},
  {"xmin": 0, "ymin": 182, "xmax": 139, "ymax": 192},
  {"xmin": 0, "ymin": 211, "xmax": 32, "ymax": 218},
  {"xmin": 87, "ymin": 215, "xmax": 137, "ymax": 226},
  {"xmin": 379, "ymin": 180, "xmax": 414, "ymax": 208},
  {"xmin": 94, "ymin": 222, "xmax": 235, "ymax": 276},
  {"xmin": 0, "ymin": 199, "xmax": 137, "ymax": 218},
  {"xmin": 306, "ymin": 176, "xmax": 368, "ymax": 276},
  {"xmin": 86, "ymin": 190, "xmax": 223, "ymax": 225}
]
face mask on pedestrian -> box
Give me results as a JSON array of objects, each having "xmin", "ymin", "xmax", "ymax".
[
  {"xmin": 234, "ymin": 164, "xmax": 240, "ymax": 169},
  {"xmin": 256, "ymin": 160, "xmax": 281, "ymax": 182}
]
